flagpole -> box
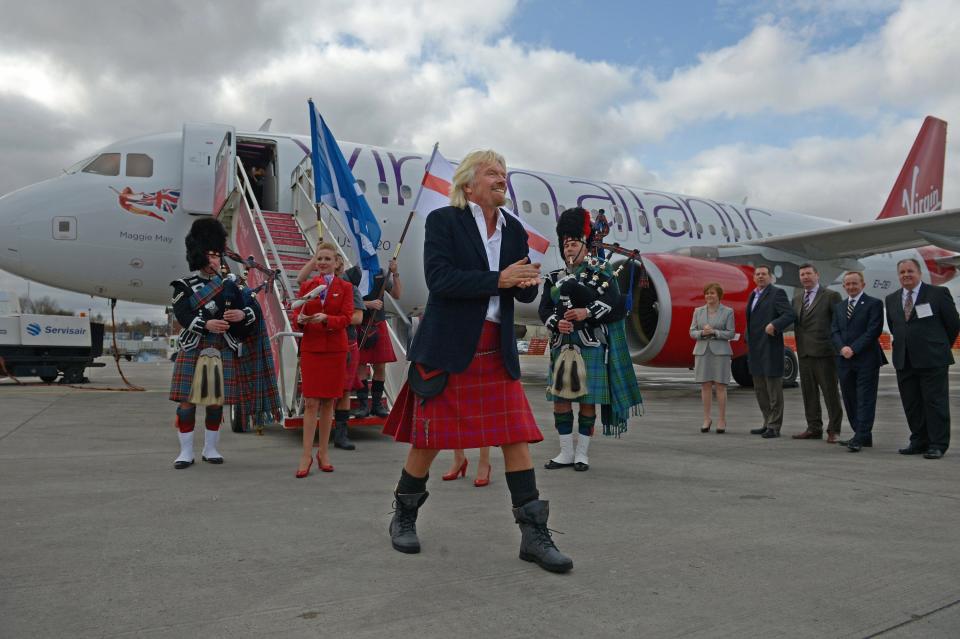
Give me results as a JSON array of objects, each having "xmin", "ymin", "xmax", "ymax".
[
  {"xmin": 410, "ymin": 141, "xmax": 439, "ymax": 214},
  {"xmin": 357, "ymin": 209, "xmax": 417, "ymax": 350}
]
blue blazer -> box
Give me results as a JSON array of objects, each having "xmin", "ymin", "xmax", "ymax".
[
  {"xmin": 408, "ymin": 205, "xmax": 538, "ymax": 378},
  {"xmin": 831, "ymin": 294, "xmax": 886, "ymax": 370}
]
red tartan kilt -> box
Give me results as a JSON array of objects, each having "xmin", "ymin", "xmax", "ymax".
[
  {"xmin": 357, "ymin": 321, "xmax": 397, "ymax": 364},
  {"xmin": 301, "ymin": 350, "xmax": 347, "ymax": 399},
  {"xmin": 383, "ymin": 321, "xmax": 542, "ymax": 449},
  {"xmin": 343, "ymin": 341, "xmax": 359, "ymax": 392}
]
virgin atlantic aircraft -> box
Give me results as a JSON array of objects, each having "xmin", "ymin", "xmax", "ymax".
[{"xmin": 0, "ymin": 115, "xmax": 956, "ymax": 389}]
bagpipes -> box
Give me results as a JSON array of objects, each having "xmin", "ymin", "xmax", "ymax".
[
  {"xmin": 548, "ymin": 211, "xmax": 644, "ymax": 400},
  {"xmin": 221, "ymin": 248, "xmax": 283, "ymax": 298}
]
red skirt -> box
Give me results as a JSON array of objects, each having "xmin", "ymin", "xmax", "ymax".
[
  {"xmin": 343, "ymin": 341, "xmax": 359, "ymax": 392},
  {"xmin": 383, "ymin": 321, "xmax": 542, "ymax": 449},
  {"xmin": 301, "ymin": 350, "xmax": 347, "ymax": 399},
  {"xmin": 357, "ymin": 320, "xmax": 397, "ymax": 364}
]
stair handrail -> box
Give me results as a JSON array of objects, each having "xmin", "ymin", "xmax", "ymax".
[{"xmin": 237, "ymin": 157, "xmax": 295, "ymax": 302}]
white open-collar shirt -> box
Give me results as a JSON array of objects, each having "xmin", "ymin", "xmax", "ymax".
[{"xmin": 468, "ymin": 201, "xmax": 506, "ymax": 323}]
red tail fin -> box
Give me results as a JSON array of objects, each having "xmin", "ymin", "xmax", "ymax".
[{"xmin": 876, "ymin": 116, "xmax": 947, "ymax": 219}]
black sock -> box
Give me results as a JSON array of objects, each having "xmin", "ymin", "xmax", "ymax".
[
  {"xmin": 334, "ymin": 409, "xmax": 349, "ymax": 424},
  {"xmin": 397, "ymin": 468, "xmax": 428, "ymax": 495},
  {"xmin": 505, "ymin": 468, "xmax": 540, "ymax": 508}
]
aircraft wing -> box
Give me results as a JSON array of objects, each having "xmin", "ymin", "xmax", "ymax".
[{"xmin": 738, "ymin": 207, "xmax": 960, "ymax": 260}]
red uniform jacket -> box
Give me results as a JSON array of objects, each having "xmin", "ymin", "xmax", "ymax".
[{"xmin": 294, "ymin": 276, "xmax": 353, "ymax": 353}]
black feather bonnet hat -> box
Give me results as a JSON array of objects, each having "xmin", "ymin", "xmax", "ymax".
[
  {"xmin": 185, "ymin": 218, "xmax": 227, "ymax": 271},
  {"xmin": 556, "ymin": 207, "xmax": 592, "ymax": 245}
]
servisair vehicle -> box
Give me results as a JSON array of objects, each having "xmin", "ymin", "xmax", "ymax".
[{"xmin": 0, "ymin": 115, "xmax": 957, "ymax": 396}]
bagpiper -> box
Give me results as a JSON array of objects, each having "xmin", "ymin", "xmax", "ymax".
[
  {"xmin": 169, "ymin": 218, "xmax": 262, "ymax": 469},
  {"xmin": 539, "ymin": 207, "xmax": 643, "ymax": 471}
]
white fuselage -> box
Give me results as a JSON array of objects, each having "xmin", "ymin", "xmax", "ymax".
[{"xmin": 0, "ymin": 129, "xmax": 934, "ymax": 316}]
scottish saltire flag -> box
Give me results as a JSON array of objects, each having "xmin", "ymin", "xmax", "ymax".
[
  {"xmin": 308, "ymin": 100, "xmax": 382, "ymax": 291},
  {"xmin": 413, "ymin": 146, "xmax": 551, "ymax": 263}
]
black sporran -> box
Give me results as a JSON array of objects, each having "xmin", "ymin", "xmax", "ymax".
[{"xmin": 407, "ymin": 362, "xmax": 448, "ymax": 399}]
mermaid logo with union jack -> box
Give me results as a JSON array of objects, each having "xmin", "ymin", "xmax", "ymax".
[{"xmin": 111, "ymin": 186, "xmax": 181, "ymax": 221}]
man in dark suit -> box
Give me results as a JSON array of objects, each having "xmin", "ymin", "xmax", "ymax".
[
  {"xmin": 383, "ymin": 149, "xmax": 572, "ymax": 573},
  {"xmin": 885, "ymin": 258, "xmax": 960, "ymax": 459},
  {"xmin": 746, "ymin": 264, "xmax": 797, "ymax": 438},
  {"xmin": 790, "ymin": 264, "xmax": 844, "ymax": 442},
  {"xmin": 831, "ymin": 271, "xmax": 886, "ymax": 452}
]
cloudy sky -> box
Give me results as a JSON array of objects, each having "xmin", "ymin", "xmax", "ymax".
[{"xmin": 1, "ymin": 0, "xmax": 958, "ymax": 320}]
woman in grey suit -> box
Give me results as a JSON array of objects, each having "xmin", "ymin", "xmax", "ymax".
[{"xmin": 690, "ymin": 283, "xmax": 736, "ymax": 432}]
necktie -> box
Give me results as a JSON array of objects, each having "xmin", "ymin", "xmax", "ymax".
[
  {"xmin": 802, "ymin": 290, "xmax": 814, "ymax": 313},
  {"xmin": 903, "ymin": 290, "xmax": 914, "ymax": 319},
  {"xmin": 847, "ymin": 299, "xmax": 855, "ymax": 319}
]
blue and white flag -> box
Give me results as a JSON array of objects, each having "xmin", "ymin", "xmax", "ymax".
[{"xmin": 308, "ymin": 99, "xmax": 382, "ymax": 292}]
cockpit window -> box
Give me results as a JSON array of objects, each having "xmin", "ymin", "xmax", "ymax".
[
  {"xmin": 126, "ymin": 153, "xmax": 154, "ymax": 177},
  {"xmin": 81, "ymin": 153, "xmax": 121, "ymax": 176},
  {"xmin": 65, "ymin": 154, "xmax": 96, "ymax": 174}
]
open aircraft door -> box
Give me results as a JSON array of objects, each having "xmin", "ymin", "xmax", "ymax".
[{"xmin": 180, "ymin": 123, "xmax": 236, "ymax": 215}]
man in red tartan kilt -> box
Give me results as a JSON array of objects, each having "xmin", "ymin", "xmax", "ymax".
[
  {"xmin": 169, "ymin": 218, "xmax": 261, "ymax": 469},
  {"xmin": 383, "ymin": 149, "xmax": 573, "ymax": 574}
]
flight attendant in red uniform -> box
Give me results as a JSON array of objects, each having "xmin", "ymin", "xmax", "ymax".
[{"xmin": 293, "ymin": 242, "xmax": 354, "ymax": 477}]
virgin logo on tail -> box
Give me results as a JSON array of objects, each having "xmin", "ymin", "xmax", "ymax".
[
  {"xmin": 878, "ymin": 116, "xmax": 947, "ymax": 219},
  {"xmin": 902, "ymin": 165, "xmax": 941, "ymax": 215}
]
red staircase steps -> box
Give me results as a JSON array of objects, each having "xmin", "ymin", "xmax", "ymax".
[{"xmin": 526, "ymin": 337, "xmax": 548, "ymax": 356}]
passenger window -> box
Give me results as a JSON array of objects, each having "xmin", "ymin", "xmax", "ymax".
[
  {"xmin": 378, "ymin": 182, "xmax": 389, "ymax": 197},
  {"xmin": 683, "ymin": 221, "xmax": 691, "ymax": 232},
  {"xmin": 400, "ymin": 185, "xmax": 412, "ymax": 200},
  {"xmin": 695, "ymin": 223, "xmax": 703, "ymax": 235},
  {"xmin": 708, "ymin": 224, "xmax": 716, "ymax": 236},
  {"xmin": 540, "ymin": 203, "xmax": 550, "ymax": 215},
  {"xmin": 82, "ymin": 153, "xmax": 121, "ymax": 176},
  {"xmin": 522, "ymin": 200, "xmax": 532, "ymax": 213},
  {"xmin": 357, "ymin": 179, "xmax": 366, "ymax": 193},
  {"xmin": 746, "ymin": 230, "xmax": 753, "ymax": 240},
  {"xmin": 734, "ymin": 229, "xmax": 741, "ymax": 240},
  {"xmin": 638, "ymin": 213, "xmax": 648, "ymax": 227},
  {"xmin": 126, "ymin": 153, "xmax": 153, "ymax": 177},
  {"xmin": 655, "ymin": 218, "xmax": 664, "ymax": 230}
]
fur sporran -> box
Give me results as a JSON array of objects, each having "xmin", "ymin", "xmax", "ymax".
[
  {"xmin": 550, "ymin": 344, "xmax": 587, "ymax": 400},
  {"xmin": 189, "ymin": 348, "xmax": 225, "ymax": 406}
]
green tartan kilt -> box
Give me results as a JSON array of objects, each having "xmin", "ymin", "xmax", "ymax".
[{"xmin": 546, "ymin": 342, "xmax": 609, "ymax": 405}]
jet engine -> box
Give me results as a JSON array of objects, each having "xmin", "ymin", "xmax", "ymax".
[{"xmin": 613, "ymin": 253, "xmax": 763, "ymax": 386}]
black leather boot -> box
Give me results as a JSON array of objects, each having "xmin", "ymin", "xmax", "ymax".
[
  {"xmin": 370, "ymin": 380, "xmax": 390, "ymax": 417},
  {"xmin": 351, "ymin": 382, "xmax": 369, "ymax": 418},
  {"xmin": 513, "ymin": 499, "xmax": 573, "ymax": 573},
  {"xmin": 389, "ymin": 491, "xmax": 428, "ymax": 554},
  {"xmin": 332, "ymin": 411, "xmax": 356, "ymax": 450}
]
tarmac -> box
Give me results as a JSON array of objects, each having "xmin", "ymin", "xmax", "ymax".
[{"xmin": 1, "ymin": 356, "xmax": 958, "ymax": 639}]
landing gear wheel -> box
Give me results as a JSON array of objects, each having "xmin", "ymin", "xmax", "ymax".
[
  {"xmin": 40, "ymin": 374, "xmax": 58, "ymax": 383},
  {"xmin": 731, "ymin": 356, "xmax": 752, "ymax": 387},
  {"xmin": 783, "ymin": 348, "xmax": 799, "ymax": 388}
]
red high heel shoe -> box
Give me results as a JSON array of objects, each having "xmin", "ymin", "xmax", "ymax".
[
  {"xmin": 442, "ymin": 459, "xmax": 468, "ymax": 481},
  {"xmin": 295, "ymin": 456, "xmax": 313, "ymax": 478},
  {"xmin": 473, "ymin": 463, "xmax": 491, "ymax": 488},
  {"xmin": 317, "ymin": 451, "xmax": 334, "ymax": 473}
]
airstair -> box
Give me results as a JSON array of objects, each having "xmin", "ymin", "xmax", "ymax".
[{"xmin": 215, "ymin": 156, "xmax": 406, "ymax": 432}]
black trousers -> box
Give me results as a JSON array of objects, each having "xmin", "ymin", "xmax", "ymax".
[
  {"xmin": 838, "ymin": 365, "xmax": 880, "ymax": 441},
  {"xmin": 896, "ymin": 365, "xmax": 951, "ymax": 452}
]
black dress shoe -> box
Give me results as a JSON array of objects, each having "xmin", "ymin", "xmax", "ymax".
[
  {"xmin": 750, "ymin": 426, "xmax": 768, "ymax": 435},
  {"xmin": 544, "ymin": 460, "xmax": 574, "ymax": 470},
  {"xmin": 573, "ymin": 462, "xmax": 589, "ymax": 472},
  {"xmin": 898, "ymin": 445, "xmax": 927, "ymax": 455},
  {"xmin": 174, "ymin": 459, "xmax": 194, "ymax": 469},
  {"xmin": 923, "ymin": 449, "xmax": 944, "ymax": 459},
  {"xmin": 761, "ymin": 429, "xmax": 780, "ymax": 439},
  {"xmin": 846, "ymin": 441, "xmax": 862, "ymax": 452},
  {"xmin": 201, "ymin": 455, "xmax": 224, "ymax": 464}
]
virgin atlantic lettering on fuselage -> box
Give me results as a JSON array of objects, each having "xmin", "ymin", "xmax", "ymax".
[{"xmin": 340, "ymin": 142, "xmax": 808, "ymax": 255}]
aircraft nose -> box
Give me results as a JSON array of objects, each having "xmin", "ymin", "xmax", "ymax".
[{"xmin": 0, "ymin": 191, "xmax": 22, "ymax": 272}]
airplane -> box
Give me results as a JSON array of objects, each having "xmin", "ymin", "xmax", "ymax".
[{"xmin": 0, "ymin": 115, "xmax": 957, "ymax": 401}]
